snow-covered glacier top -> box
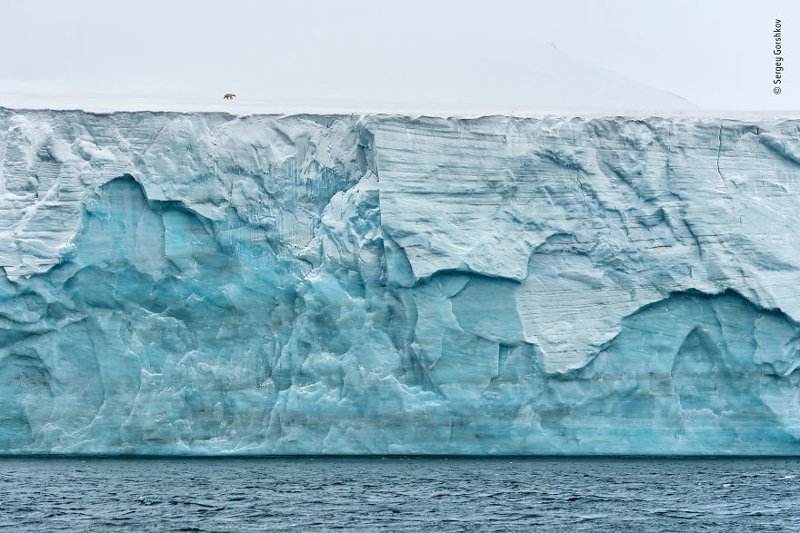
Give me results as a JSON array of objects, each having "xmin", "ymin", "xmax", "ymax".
[
  {"xmin": 0, "ymin": 41, "xmax": 695, "ymax": 115},
  {"xmin": 1, "ymin": 107, "xmax": 800, "ymax": 455}
]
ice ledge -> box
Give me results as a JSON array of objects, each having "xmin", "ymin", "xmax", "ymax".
[
  {"xmin": 3, "ymin": 108, "xmax": 800, "ymax": 374},
  {"xmin": 374, "ymin": 115, "xmax": 800, "ymax": 371},
  {"xmin": 2, "ymin": 108, "xmax": 800, "ymax": 454},
  {"xmin": 0, "ymin": 108, "xmax": 372, "ymax": 279}
]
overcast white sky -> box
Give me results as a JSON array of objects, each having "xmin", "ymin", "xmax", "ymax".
[{"xmin": 1, "ymin": 0, "xmax": 798, "ymax": 111}]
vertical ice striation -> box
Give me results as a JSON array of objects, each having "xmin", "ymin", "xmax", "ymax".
[{"xmin": 1, "ymin": 107, "xmax": 800, "ymax": 455}]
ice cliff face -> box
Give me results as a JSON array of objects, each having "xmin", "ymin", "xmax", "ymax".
[{"xmin": 1, "ymin": 107, "xmax": 800, "ymax": 455}]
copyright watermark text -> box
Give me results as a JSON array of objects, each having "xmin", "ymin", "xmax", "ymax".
[{"xmin": 774, "ymin": 19, "xmax": 784, "ymax": 94}]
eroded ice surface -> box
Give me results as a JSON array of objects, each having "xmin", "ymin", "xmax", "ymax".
[{"xmin": 1, "ymin": 108, "xmax": 800, "ymax": 455}]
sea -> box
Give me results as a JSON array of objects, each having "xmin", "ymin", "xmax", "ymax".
[{"xmin": 0, "ymin": 457, "xmax": 798, "ymax": 531}]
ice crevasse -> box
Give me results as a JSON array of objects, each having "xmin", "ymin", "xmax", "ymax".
[{"xmin": 1, "ymin": 108, "xmax": 800, "ymax": 455}]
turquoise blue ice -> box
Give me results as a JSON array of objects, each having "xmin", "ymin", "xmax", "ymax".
[{"xmin": 1, "ymin": 109, "xmax": 799, "ymax": 454}]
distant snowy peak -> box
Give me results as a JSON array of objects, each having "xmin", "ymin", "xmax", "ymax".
[{"xmin": 508, "ymin": 43, "xmax": 696, "ymax": 111}]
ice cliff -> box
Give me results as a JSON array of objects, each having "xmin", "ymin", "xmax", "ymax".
[{"xmin": 1, "ymin": 107, "xmax": 800, "ymax": 455}]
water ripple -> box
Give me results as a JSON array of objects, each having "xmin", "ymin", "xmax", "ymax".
[{"xmin": 0, "ymin": 457, "xmax": 799, "ymax": 532}]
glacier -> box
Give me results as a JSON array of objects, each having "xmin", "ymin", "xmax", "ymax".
[{"xmin": 1, "ymin": 107, "xmax": 800, "ymax": 455}]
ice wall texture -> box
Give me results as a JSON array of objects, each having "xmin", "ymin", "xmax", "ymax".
[{"xmin": 1, "ymin": 108, "xmax": 800, "ymax": 455}]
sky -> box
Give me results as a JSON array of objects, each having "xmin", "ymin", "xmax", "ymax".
[{"xmin": 0, "ymin": 0, "xmax": 798, "ymax": 111}]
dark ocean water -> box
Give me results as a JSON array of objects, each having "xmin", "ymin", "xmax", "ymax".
[{"xmin": 0, "ymin": 457, "xmax": 798, "ymax": 532}]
